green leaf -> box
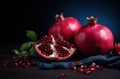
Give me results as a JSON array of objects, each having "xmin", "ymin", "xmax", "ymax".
[
  {"xmin": 26, "ymin": 30, "xmax": 38, "ymax": 41},
  {"xmin": 29, "ymin": 47, "xmax": 36, "ymax": 55},
  {"xmin": 20, "ymin": 42, "xmax": 32, "ymax": 51},
  {"xmin": 20, "ymin": 51, "xmax": 29, "ymax": 56},
  {"xmin": 13, "ymin": 49, "xmax": 21, "ymax": 55}
]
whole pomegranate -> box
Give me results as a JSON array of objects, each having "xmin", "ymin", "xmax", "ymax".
[
  {"xmin": 48, "ymin": 13, "xmax": 82, "ymax": 42},
  {"xmin": 74, "ymin": 16, "xmax": 114, "ymax": 56},
  {"xmin": 34, "ymin": 35, "xmax": 76, "ymax": 60}
]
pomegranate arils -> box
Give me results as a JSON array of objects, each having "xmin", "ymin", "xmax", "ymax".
[
  {"xmin": 95, "ymin": 65, "xmax": 104, "ymax": 70},
  {"xmin": 14, "ymin": 62, "xmax": 19, "ymax": 67},
  {"xmin": 72, "ymin": 66, "xmax": 77, "ymax": 70},
  {"xmin": 75, "ymin": 61, "xmax": 80, "ymax": 65},
  {"xmin": 68, "ymin": 63, "xmax": 73, "ymax": 68},
  {"xmin": 34, "ymin": 35, "xmax": 76, "ymax": 60},
  {"xmin": 60, "ymin": 72, "xmax": 66, "ymax": 78},
  {"xmin": 55, "ymin": 45, "xmax": 69, "ymax": 57},
  {"xmin": 39, "ymin": 35, "xmax": 52, "ymax": 43},
  {"xmin": 3, "ymin": 60, "xmax": 10, "ymax": 66},
  {"xmin": 112, "ymin": 43, "xmax": 120, "ymax": 56},
  {"xmin": 73, "ymin": 62, "xmax": 104, "ymax": 75},
  {"xmin": 56, "ymin": 40, "xmax": 72, "ymax": 49},
  {"xmin": 38, "ymin": 43, "xmax": 53, "ymax": 56},
  {"xmin": 85, "ymin": 70, "xmax": 91, "ymax": 75},
  {"xmin": 2, "ymin": 55, "xmax": 36, "ymax": 68}
]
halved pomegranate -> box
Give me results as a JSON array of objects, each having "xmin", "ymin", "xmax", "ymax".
[{"xmin": 34, "ymin": 34, "xmax": 76, "ymax": 60}]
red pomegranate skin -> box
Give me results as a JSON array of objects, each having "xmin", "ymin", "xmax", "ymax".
[
  {"xmin": 74, "ymin": 16, "xmax": 114, "ymax": 56},
  {"xmin": 48, "ymin": 14, "xmax": 82, "ymax": 41}
]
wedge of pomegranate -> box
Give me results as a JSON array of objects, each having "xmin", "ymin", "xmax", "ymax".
[{"xmin": 34, "ymin": 34, "xmax": 76, "ymax": 60}]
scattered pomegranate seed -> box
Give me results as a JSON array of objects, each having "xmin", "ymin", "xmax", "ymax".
[
  {"xmin": 60, "ymin": 72, "xmax": 66, "ymax": 78},
  {"xmin": 72, "ymin": 66, "xmax": 76, "ymax": 70},
  {"xmin": 85, "ymin": 70, "xmax": 91, "ymax": 75},
  {"xmin": 75, "ymin": 61, "xmax": 80, "ymax": 65},
  {"xmin": 2, "ymin": 55, "xmax": 36, "ymax": 68},
  {"xmin": 95, "ymin": 65, "xmax": 104, "ymax": 70},
  {"xmin": 3, "ymin": 60, "xmax": 10, "ymax": 67},
  {"xmin": 14, "ymin": 62, "xmax": 19, "ymax": 67},
  {"xmin": 68, "ymin": 63, "xmax": 73, "ymax": 68},
  {"xmin": 23, "ymin": 63, "xmax": 30, "ymax": 68}
]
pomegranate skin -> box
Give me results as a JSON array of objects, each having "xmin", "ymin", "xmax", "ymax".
[
  {"xmin": 48, "ymin": 14, "xmax": 82, "ymax": 42},
  {"xmin": 74, "ymin": 16, "xmax": 114, "ymax": 56}
]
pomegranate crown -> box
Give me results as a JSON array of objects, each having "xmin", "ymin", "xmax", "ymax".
[{"xmin": 86, "ymin": 16, "xmax": 97, "ymax": 25}]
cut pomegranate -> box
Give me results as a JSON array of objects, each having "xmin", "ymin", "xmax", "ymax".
[{"xmin": 34, "ymin": 35, "xmax": 76, "ymax": 60}]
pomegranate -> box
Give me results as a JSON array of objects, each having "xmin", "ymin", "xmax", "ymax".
[
  {"xmin": 48, "ymin": 13, "xmax": 82, "ymax": 42},
  {"xmin": 34, "ymin": 34, "xmax": 76, "ymax": 60},
  {"xmin": 112, "ymin": 43, "xmax": 120, "ymax": 56},
  {"xmin": 74, "ymin": 16, "xmax": 114, "ymax": 56}
]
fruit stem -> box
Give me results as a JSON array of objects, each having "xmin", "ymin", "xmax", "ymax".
[
  {"xmin": 60, "ymin": 13, "xmax": 65, "ymax": 20},
  {"xmin": 86, "ymin": 16, "xmax": 97, "ymax": 26},
  {"xmin": 55, "ymin": 13, "xmax": 65, "ymax": 22},
  {"xmin": 55, "ymin": 14, "xmax": 61, "ymax": 22}
]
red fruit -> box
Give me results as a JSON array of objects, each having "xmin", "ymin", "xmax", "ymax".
[
  {"xmin": 60, "ymin": 72, "xmax": 66, "ymax": 78},
  {"xmin": 68, "ymin": 63, "xmax": 73, "ymax": 68},
  {"xmin": 75, "ymin": 61, "xmax": 80, "ymax": 65},
  {"xmin": 48, "ymin": 13, "xmax": 82, "ymax": 42},
  {"xmin": 74, "ymin": 16, "xmax": 114, "ymax": 56},
  {"xmin": 112, "ymin": 43, "xmax": 120, "ymax": 56},
  {"xmin": 3, "ymin": 60, "xmax": 10, "ymax": 66},
  {"xmin": 34, "ymin": 35, "xmax": 76, "ymax": 60}
]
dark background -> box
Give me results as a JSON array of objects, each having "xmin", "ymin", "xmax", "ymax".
[{"xmin": 1, "ymin": 0, "xmax": 120, "ymax": 44}]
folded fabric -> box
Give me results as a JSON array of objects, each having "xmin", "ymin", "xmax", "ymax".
[{"xmin": 30, "ymin": 51, "xmax": 120, "ymax": 69}]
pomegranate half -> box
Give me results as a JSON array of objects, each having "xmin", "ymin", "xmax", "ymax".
[
  {"xmin": 48, "ymin": 13, "xmax": 82, "ymax": 42},
  {"xmin": 74, "ymin": 16, "xmax": 114, "ymax": 56},
  {"xmin": 34, "ymin": 35, "xmax": 76, "ymax": 60}
]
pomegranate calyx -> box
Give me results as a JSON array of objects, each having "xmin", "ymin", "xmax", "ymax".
[
  {"xmin": 86, "ymin": 16, "xmax": 97, "ymax": 26},
  {"xmin": 55, "ymin": 13, "xmax": 65, "ymax": 22}
]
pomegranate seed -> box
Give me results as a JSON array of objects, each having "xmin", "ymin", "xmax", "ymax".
[
  {"xmin": 75, "ymin": 61, "xmax": 80, "ymax": 65},
  {"xmin": 77, "ymin": 67, "xmax": 84, "ymax": 72},
  {"xmin": 85, "ymin": 70, "xmax": 91, "ymax": 75},
  {"xmin": 72, "ymin": 66, "xmax": 76, "ymax": 70},
  {"xmin": 80, "ymin": 65, "xmax": 84, "ymax": 68},
  {"xmin": 90, "ymin": 67, "xmax": 95, "ymax": 71},
  {"xmin": 95, "ymin": 65, "xmax": 104, "ymax": 70},
  {"xmin": 3, "ymin": 62, "xmax": 9, "ymax": 66},
  {"xmin": 31, "ymin": 61, "xmax": 36, "ymax": 65},
  {"xmin": 68, "ymin": 63, "xmax": 73, "ymax": 68},
  {"xmin": 13, "ymin": 58, "xmax": 19, "ymax": 63},
  {"xmin": 23, "ymin": 63, "xmax": 30, "ymax": 68},
  {"xmin": 90, "ymin": 62, "xmax": 96, "ymax": 67},
  {"xmin": 19, "ymin": 56, "xmax": 24, "ymax": 60},
  {"xmin": 18, "ymin": 61, "xmax": 23, "ymax": 64},
  {"xmin": 60, "ymin": 72, "xmax": 66, "ymax": 78},
  {"xmin": 3, "ymin": 60, "xmax": 10, "ymax": 66},
  {"xmin": 12, "ymin": 56, "xmax": 17, "ymax": 60},
  {"xmin": 14, "ymin": 62, "xmax": 19, "ymax": 67}
]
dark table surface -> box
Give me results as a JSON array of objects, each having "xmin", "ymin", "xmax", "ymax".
[{"xmin": 0, "ymin": 44, "xmax": 120, "ymax": 79}]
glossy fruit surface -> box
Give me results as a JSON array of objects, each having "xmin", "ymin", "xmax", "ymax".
[
  {"xmin": 48, "ymin": 13, "xmax": 81, "ymax": 42},
  {"xmin": 74, "ymin": 16, "xmax": 114, "ymax": 56}
]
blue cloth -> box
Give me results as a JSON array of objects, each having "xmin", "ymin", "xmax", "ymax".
[{"xmin": 30, "ymin": 51, "xmax": 120, "ymax": 69}]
